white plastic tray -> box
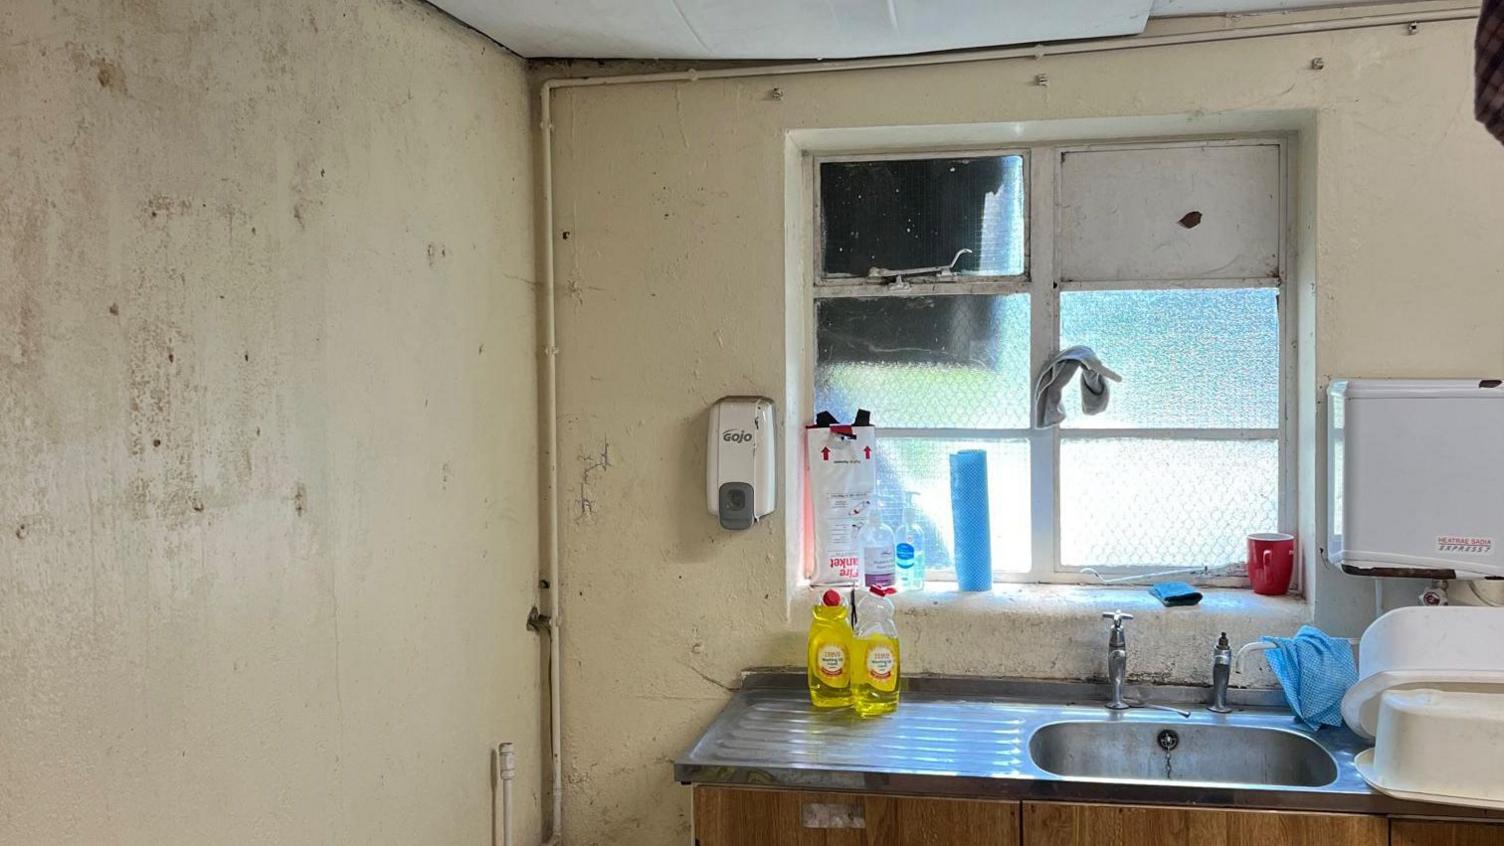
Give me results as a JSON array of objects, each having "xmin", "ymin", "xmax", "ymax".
[
  {"xmin": 1341, "ymin": 607, "xmax": 1504, "ymax": 739},
  {"xmin": 1356, "ymin": 750, "xmax": 1504, "ymax": 811},
  {"xmin": 1343, "ymin": 670, "xmax": 1504, "ymax": 740},
  {"xmin": 1354, "ymin": 687, "xmax": 1504, "ymax": 810}
]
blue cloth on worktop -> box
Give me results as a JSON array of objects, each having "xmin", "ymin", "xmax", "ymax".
[
  {"xmin": 1148, "ymin": 582, "xmax": 1203, "ymax": 607},
  {"xmin": 1262, "ymin": 626, "xmax": 1357, "ymax": 730}
]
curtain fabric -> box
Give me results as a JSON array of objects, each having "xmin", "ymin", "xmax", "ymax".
[{"xmin": 1479, "ymin": 0, "xmax": 1504, "ymax": 143}]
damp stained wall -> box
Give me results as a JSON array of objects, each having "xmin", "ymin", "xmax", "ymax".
[
  {"xmin": 0, "ymin": 0, "xmax": 540, "ymax": 842},
  {"xmin": 547, "ymin": 17, "xmax": 1504, "ymax": 845}
]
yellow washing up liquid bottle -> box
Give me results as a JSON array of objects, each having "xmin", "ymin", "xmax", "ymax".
[
  {"xmin": 807, "ymin": 589, "xmax": 853, "ymax": 709},
  {"xmin": 853, "ymin": 585, "xmax": 900, "ymax": 717}
]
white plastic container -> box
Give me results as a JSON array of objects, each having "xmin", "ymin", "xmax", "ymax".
[
  {"xmin": 1341, "ymin": 606, "xmax": 1504, "ymax": 739},
  {"xmin": 1355, "ymin": 688, "xmax": 1504, "ymax": 810},
  {"xmin": 1328, "ymin": 378, "xmax": 1504, "ymax": 578}
]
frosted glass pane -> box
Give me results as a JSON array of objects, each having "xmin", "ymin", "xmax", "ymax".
[
  {"xmin": 1059, "ymin": 288, "xmax": 1279, "ymax": 429},
  {"xmin": 874, "ymin": 438, "xmax": 1030, "ymax": 576},
  {"xmin": 820, "ymin": 155, "xmax": 1026, "ymax": 277},
  {"xmin": 1060, "ymin": 437, "xmax": 1278, "ymax": 570},
  {"xmin": 816, "ymin": 294, "xmax": 1031, "ymax": 428}
]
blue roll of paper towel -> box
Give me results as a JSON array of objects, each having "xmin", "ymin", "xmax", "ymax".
[{"xmin": 949, "ymin": 450, "xmax": 992, "ymax": 591}]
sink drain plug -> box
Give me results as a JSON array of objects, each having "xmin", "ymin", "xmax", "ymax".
[{"xmin": 1156, "ymin": 729, "xmax": 1180, "ymax": 752}]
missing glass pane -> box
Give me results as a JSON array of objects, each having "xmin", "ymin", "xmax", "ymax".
[
  {"xmin": 820, "ymin": 155, "xmax": 1025, "ymax": 277},
  {"xmin": 815, "ymin": 294, "xmax": 1030, "ymax": 429}
]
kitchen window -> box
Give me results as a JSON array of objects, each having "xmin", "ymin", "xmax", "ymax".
[{"xmin": 811, "ymin": 139, "xmax": 1290, "ymax": 588}]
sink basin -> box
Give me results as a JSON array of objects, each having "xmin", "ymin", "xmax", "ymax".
[{"xmin": 1029, "ymin": 720, "xmax": 1338, "ymax": 788}]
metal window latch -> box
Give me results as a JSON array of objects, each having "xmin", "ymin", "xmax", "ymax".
[{"xmin": 865, "ymin": 248, "xmax": 974, "ymax": 288}]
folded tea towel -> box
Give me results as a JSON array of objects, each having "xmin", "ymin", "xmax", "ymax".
[
  {"xmin": 1262, "ymin": 626, "xmax": 1358, "ymax": 730},
  {"xmin": 1032, "ymin": 346, "xmax": 1121, "ymax": 429},
  {"xmin": 1148, "ymin": 581, "xmax": 1203, "ymax": 607}
]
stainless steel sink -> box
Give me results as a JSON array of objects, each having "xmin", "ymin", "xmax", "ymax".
[
  {"xmin": 677, "ymin": 674, "xmax": 1393, "ymax": 813},
  {"xmin": 1029, "ymin": 720, "xmax": 1338, "ymax": 788}
]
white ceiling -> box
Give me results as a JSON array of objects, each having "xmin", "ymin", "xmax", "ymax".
[{"xmin": 436, "ymin": 0, "xmax": 1377, "ymax": 60}]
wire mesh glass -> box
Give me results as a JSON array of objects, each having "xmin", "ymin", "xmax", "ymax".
[
  {"xmin": 820, "ymin": 155, "xmax": 1026, "ymax": 277},
  {"xmin": 874, "ymin": 437, "xmax": 1030, "ymax": 578},
  {"xmin": 1058, "ymin": 288, "xmax": 1279, "ymax": 429},
  {"xmin": 1059, "ymin": 436, "xmax": 1278, "ymax": 571},
  {"xmin": 815, "ymin": 294, "xmax": 1031, "ymax": 429}
]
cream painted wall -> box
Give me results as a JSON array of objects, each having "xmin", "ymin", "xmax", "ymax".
[
  {"xmin": 1, "ymin": 1, "xmax": 540, "ymax": 843},
  {"xmin": 548, "ymin": 17, "xmax": 1504, "ymax": 845}
]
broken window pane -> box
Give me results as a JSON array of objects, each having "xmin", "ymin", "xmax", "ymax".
[
  {"xmin": 815, "ymin": 293, "xmax": 1030, "ymax": 429},
  {"xmin": 820, "ymin": 155, "xmax": 1025, "ymax": 278}
]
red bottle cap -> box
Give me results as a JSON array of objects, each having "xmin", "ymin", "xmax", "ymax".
[{"xmin": 821, "ymin": 589, "xmax": 843, "ymax": 606}]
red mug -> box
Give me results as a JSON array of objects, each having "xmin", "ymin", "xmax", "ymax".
[{"xmin": 1248, "ymin": 532, "xmax": 1295, "ymax": 596}]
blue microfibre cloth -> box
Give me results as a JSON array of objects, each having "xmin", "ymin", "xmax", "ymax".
[
  {"xmin": 1148, "ymin": 582, "xmax": 1203, "ymax": 607},
  {"xmin": 1261, "ymin": 625, "xmax": 1358, "ymax": 730}
]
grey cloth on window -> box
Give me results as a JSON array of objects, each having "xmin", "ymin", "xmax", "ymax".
[{"xmin": 1032, "ymin": 345, "xmax": 1122, "ymax": 429}]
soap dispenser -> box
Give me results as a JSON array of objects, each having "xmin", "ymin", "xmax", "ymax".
[
  {"xmin": 807, "ymin": 589, "xmax": 854, "ymax": 709},
  {"xmin": 853, "ymin": 586, "xmax": 901, "ymax": 717}
]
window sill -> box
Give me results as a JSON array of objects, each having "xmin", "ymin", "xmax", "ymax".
[
  {"xmin": 793, "ymin": 582, "xmax": 1308, "ymax": 687},
  {"xmin": 894, "ymin": 581, "xmax": 1305, "ymax": 620}
]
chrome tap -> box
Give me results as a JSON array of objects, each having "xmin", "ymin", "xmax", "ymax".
[
  {"xmin": 1209, "ymin": 632, "xmax": 1233, "ymax": 714},
  {"xmin": 1103, "ymin": 611, "xmax": 1133, "ymax": 710},
  {"xmin": 1101, "ymin": 610, "xmax": 1192, "ymax": 718}
]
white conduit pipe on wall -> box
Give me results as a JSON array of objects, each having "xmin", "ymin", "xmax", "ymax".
[
  {"xmin": 533, "ymin": 5, "xmax": 1477, "ymax": 841},
  {"xmin": 497, "ymin": 742, "xmax": 516, "ymax": 846}
]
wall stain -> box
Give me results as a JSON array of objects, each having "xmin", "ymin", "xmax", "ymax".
[
  {"xmin": 123, "ymin": 300, "xmax": 204, "ymax": 524},
  {"xmin": 67, "ymin": 45, "xmax": 127, "ymax": 95},
  {"xmin": 2, "ymin": 202, "xmax": 56, "ymax": 446},
  {"xmin": 145, "ymin": 194, "xmax": 192, "ymax": 222},
  {"xmin": 293, "ymin": 482, "xmax": 308, "ymax": 516},
  {"xmin": 288, "ymin": 157, "xmax": 327, "ymax": 231}
]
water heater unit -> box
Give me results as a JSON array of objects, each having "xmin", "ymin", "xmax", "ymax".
[{"xmin": 1329, "ymin": 379, "xmax": 1504, "ymax": 579}]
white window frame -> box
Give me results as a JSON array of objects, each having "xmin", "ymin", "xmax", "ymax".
[{"xmin": 810, "ymin": 136, "xmax": 1294, "ymax": 589}]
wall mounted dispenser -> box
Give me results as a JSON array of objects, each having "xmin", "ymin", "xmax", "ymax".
[{"xmin": 706, "ymin": 397, "xmax": 776, "ymax": 530}]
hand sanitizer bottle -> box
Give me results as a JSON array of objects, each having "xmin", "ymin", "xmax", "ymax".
[
  {"xmin": 859, "ymin": 495, "xmax": 896, "ymax": 589},
  {"xmin": 895, "ymin": 491, "xmax": 926, "ymax": 592}
]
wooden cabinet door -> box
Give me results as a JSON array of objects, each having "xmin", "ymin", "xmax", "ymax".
[
  {"xmin": 1394, "ymin": 819, "xmax": 1504, "ymax": 845},
  {"xmin": 1022, "ymin": 801, "xmax": 1385, "ymax": 846},
  {"xmin": 693, "ymin": 786, "xmax": 1018, "ymax": 846}
]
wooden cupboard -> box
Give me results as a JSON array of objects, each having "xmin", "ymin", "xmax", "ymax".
[
  {"xmin": 692, "ymin": 788, "xmax": 1504, "ymax": 846},
  {"xmin": 693, "ymin": 787, "xmax": 1017, "ymax": 846},
  {"xmin": 1392, "ymin": 820, "xmax": 1504, "ymax": 845},
  {"xmin": 1021, "ymin": 801, "xmax": 1385, "ymax": 846}
]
